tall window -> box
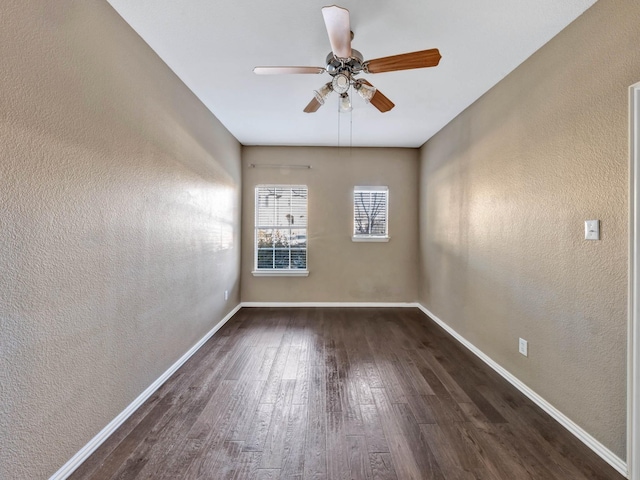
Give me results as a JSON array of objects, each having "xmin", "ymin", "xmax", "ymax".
[
  {"xmin": 353, "ymin": 186, "xmax": 389, "ymax": 241},
  {"xmin": 255, "ymin": 185, "xmax": 308, "ymax": 272}
]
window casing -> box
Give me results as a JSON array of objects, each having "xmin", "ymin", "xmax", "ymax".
[
  {"xmin": 254, "ymin": 185, "xmax": 308, "ymax": 275},
  {"xmin": 353, "ymin": 186, "xmax": 389, "ymax": 242}
]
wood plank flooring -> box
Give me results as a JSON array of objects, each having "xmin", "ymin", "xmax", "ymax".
[{"xmin": 69, "ymin": 308, "xmax": 624, "ymax": 480}]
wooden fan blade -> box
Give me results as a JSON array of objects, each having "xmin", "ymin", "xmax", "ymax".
[
  {"xmin": 321, "ymin": 5, "xmax": 352, "ymax": 59},
  {"xmin": 360, "ymin": 80, "xmax": 395, "ymax": 113},
  {"xmin": 365, "ymin": 48, "xmax": 441, "ymax": 74},
  {"xmin": 304, "ymin": 97, "xmax": 322, "ymax": 113},
  {"xmin": 253, "ymin": 66, "xmax": 325, "ymax": 75}
]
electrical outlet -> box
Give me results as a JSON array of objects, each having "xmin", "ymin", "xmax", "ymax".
[
  {"xmin": 519, "ymin": 338, "xmax": 528, "ymax": 357},
  {"xmin": 224, "ymin": 290, "xmax": 229, "ymax": 301}
]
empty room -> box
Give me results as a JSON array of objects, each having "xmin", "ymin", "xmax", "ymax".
[{"xmin": 2, "ymin": 0, "xmax": 640, "ymax": 479}]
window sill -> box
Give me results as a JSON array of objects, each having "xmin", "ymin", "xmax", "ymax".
[
  {"xmin": 352, "ymin": 236, "xmax": 390, "ymax": 243},
  {"xmin": 252, "ymin": 270, "xmax": 309, "ymax": 277}
]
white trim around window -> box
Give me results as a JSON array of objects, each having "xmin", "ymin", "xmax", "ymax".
[
  {"xmin": 251, "ymin": 269, "xmax": 309, "ymax": 277},
  {"xmin": 351, "ymin": 236, "xmax": 390, "ymax": 242}
]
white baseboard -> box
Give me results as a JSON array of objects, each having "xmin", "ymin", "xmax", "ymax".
[
  {"xmin": 241, "ymin": 301, "xmax": 419, "ymax": 308},
  {"xmin": 415, "ymin": 303, "xmax": 628, "ymax": 478},
  {"xmin": 49, "ymin": 304, "xmax": 242, "ymax": 480}
]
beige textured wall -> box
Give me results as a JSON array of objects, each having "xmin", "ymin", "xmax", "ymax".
[
  {"xmin": 0, "ymin": 1, "xmax": 241, "ymax": 478},
  {"xmin": 418, "ymin": 0, "xmax": 640, "ymax": 459},
  {"xmin": 242, "ymin": 147, "xmax": 418, "ymax": 303}
]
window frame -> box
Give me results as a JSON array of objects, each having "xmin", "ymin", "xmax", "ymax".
[
  {"xmin": 252, "ymin": 184, "xmax": 309, "ymax": 277},
  {"xmin": 352, "ymin": 186, "xmax": 390, "ymax": 242}
]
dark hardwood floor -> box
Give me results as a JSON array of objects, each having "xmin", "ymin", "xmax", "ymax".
[{"xmin": 69, "ymin": 308, "xmax": 625, "ymax": 479}]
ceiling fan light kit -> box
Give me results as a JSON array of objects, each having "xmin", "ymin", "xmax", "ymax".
[
  {"xmin": 254, "ymin": 5, "xmax": 441, "ymax": 114},
  {"xmin": 332, "ymin": 73, "xmax": 351, "ymax": 94}
]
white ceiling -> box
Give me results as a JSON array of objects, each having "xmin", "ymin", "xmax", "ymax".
[{"xmin": 106, "ymin": 0, "xmax": 596, "ymax": 148}]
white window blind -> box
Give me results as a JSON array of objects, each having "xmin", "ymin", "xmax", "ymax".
[
  {"xmin": 354, "ymin": 186, "xmax": 388, "ymax": 238},
  {"xmin": 255, "ymin": 185, "xmax": 308, "ymax": 271}
]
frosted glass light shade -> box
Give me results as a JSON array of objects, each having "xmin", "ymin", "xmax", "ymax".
[
  {"xmin": 339, "ymin": 92, "xmax": 352, "ymax": 113},
  {"xmin": 355, "ymin": 81, "xmax": 376, "ymax": 102},
  {"xmin": 313, "ymin": 83, "xmax": 332, "ymax": 104}
]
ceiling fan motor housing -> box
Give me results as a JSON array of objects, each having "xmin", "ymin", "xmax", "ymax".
[{"xmin": 325, "ymin": 49, "xmax": 364, "ymax": 77}]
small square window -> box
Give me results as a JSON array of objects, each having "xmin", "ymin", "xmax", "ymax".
[{"xmin": 353, "ymin": 186, "xmax": 389, "ymax": 242}]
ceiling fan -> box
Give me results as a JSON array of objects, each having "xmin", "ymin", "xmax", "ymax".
[{"xmin": 253, "ymin": 5, "xmax": 441, "ymax": 114}]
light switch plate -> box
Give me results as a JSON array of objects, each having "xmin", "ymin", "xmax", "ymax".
[
  {"xmin": 519, "ymin": 338, "xmax": 528, "ymax": 356},
  {"xmin": 585, "ymin": 220, "xmax": 600, "ymax": 240}
]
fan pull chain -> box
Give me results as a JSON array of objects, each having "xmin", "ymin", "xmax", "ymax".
[
  {"xmin": 350, "ymin": 95, "xmax": 353, "ymax": 151},
  {"xmin": 338, "ymin": 100, "xmax": 341, "ymax": 147}
]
